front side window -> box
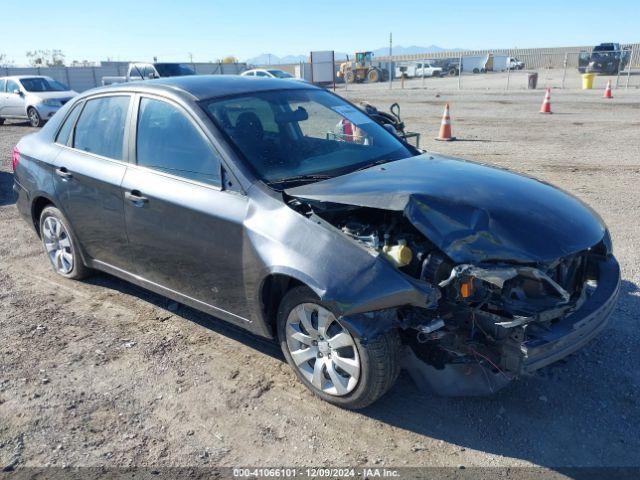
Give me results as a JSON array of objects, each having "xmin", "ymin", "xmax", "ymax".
[
  {"xmin": 0, "ymin": 79, "xmax": 5, "ymax": 92},
  {"xmin": 203, "ymin": 89, "xmax": 413, "ymax": 187},
  {"xmin": 73, "ymin": 96, "xmax": 130, "ymax": 160},
  {"xmin": 136, "ymin": 97, "xmax": 221, "ymax": 186},
  {"xmin": 20, "ymin": 77, "xmax": 69, "ymax": 92},
  {"xmin": 56, "ymin": 102, "xmax": 83, "ymax": 145}
]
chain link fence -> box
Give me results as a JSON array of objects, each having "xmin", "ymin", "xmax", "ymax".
[{"xmin": 256, "ymin": 44, "xmax": 640, "ymax": 91}]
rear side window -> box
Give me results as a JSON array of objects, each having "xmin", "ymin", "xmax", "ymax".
[
  {"xmin": 136, "ymin": 97, "xmax": 221, "ymax": 186},
  {"xmin": 55, "ymin": 102, "xmax": 83, "ymax": 145},
  {"xmin": 0, "ymin": 79, "xmax": 5, "ymax": 92},
  {"xmin": 6, "ymin": 80, "xmax": 19, "ymax": 93},
  {"xmin": 73, "ymin": 96, "xmax": 130, "ymax": 160}
]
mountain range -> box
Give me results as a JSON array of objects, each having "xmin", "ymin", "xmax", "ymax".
[{"xmin": 245, "ymin": 45, "xmax": 462, "ymax": 65}]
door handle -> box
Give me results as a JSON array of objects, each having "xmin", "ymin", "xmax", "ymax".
[
  {"xmin": 124, "ymin": 190, "xmax": 148, "ymax": 206},
  {"xmin": 55, "ymin": 167, "xmax": 73, "ymax": 180}
]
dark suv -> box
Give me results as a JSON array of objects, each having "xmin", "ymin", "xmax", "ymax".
[
  {"xmin": 578, "ymin": 43, "xmax": 631, "ymax": 74},
  {"xmin": 12, "ymin": 76, "xmax": 620, "ymax": 408}
]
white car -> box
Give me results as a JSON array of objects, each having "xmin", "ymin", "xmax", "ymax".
[
  {"xmin": 0, "ymin": 76, "xmax": 77, "ymax": 127},
  {"xmin": 241, "ymin": 68, "xmax": 295, "ymax": 79}
]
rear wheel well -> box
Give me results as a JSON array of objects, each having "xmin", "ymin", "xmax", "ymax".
[
  {"xmin": 32, "ymin": 197, "xmax": 54, "ymax": 236},
  {"xmin": 261, "ymin": 274, "xmax": 305, "ymax": 336}
]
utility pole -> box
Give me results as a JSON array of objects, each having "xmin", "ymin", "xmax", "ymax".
[
  {"xmin": 389, "ymin": 32, "xmax": 393, "ymax": 89},
  {"xmin": 188, "ymin": 52, "xmax": 193, "ymax": 64}
]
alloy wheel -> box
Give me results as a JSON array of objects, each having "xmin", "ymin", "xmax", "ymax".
[
  {"xmin": 42, "ymin": 216, "xmax": 74, "ymax": 274},
  {"xmin": 28, "ymin": 109, "xmax": 41, "ymax": 127},
  {"xmin": 285, "ymin": 303, "xmax": 360, "ymax": 396}
]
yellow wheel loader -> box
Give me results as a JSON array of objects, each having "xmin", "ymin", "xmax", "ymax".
[{"xmin": 337, "ymin": 51, "xmax": 388, "ymax": 84}]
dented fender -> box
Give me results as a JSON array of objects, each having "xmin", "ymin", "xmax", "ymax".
[{"xmin": 242, "ymin": 185, "xmax": 439, "ymax": 337}]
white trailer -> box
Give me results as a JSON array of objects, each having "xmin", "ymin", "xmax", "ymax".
[{"xmin": 461, "ymin": 55, "xmax": 492, "ymax": 74}]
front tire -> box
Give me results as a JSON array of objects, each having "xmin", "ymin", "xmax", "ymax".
[
  {"xmin": 27, "ymin": 107, "xmax": 43, "ymax": 127},
  {"xmin": 39, "ymin": 206, "xmax": 89, "ymax": 279},
  {"xmin": 277, "ymin": 286, "xmax": 400, "ymax": 409}
]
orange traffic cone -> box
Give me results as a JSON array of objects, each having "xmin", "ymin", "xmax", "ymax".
[
  {"xmin": 436, "ymin": 103, "xmax": 456, "ymax": 141},
  {"xmin": 603, "ymin": 80, "xmax": 613, "ymax": 99},
  {"xmin": 540, "ymin": 88, "xmax": 552, "ymax": 114}
]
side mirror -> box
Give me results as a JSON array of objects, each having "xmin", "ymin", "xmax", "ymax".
[{"xmin": 13, "ymin": 89, "xmax": 22, "ymax": 96}]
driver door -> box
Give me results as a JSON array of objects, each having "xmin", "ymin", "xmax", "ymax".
[
  {"xmin": 4, "ymin": 79, "xmax": 26, "ymax": 117},
  {"xmin": 122, "ymin": 95, "xmax": 250, "ymax": 324}
]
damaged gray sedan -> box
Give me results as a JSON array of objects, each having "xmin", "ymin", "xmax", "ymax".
[{"xmin": 13, "ymin": 76, "xmax": 620, "ymax": 409}]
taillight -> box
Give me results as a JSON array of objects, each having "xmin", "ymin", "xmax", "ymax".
[{"xmin": 11, "ymin": 146, "xmax": 19, "ymax": 172}]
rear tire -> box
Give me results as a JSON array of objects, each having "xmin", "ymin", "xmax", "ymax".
[
  {"xmin": 39, "ymin": 206, "xmax": 90, "ymax": 280},
  {"xmin": 27, "ymin": 107, "xmax": 43, "ymax": 127},
  {"xmin": 277, "ymin": 286, "xmax": 400, "ymax": 409}
]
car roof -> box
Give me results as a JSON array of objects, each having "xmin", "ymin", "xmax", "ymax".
[{"xmin": 93, "ymin": 74, "xmax": 316, "ymax": 100}]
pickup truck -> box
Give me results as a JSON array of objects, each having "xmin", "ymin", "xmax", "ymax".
[
  {"xmin": 395, "ymin": 62, "xmax": 442, "ymax": 79},
  {"xmin": 507, "ymin": 56, "xmax": 525, "ymax": 70},
  {"xmin": 578, "ymin": 43, "xmax": 631, "ymax": 74},
  {"xmin": 494, "ymin": 56, "xmax": 525, "ymax": 71},
  {"xmin": 102, "ymin": 62, "xmax": 196, "ymax": 86}
]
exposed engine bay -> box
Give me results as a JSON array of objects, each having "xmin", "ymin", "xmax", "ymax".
[{"xmin": 288, "ymin": 197, "xmax": 616, "ymax": 395}]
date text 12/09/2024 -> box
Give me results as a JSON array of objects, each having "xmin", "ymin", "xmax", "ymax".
[{"xmin": 233, "ymin": 467, "xmax": 401, "ymax": 478}]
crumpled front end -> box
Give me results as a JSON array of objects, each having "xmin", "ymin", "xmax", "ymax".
[
  {"xmin": 287, "ymin": 196, "xmax": 620, "ymax": 396},
  {"xmin": 286, "ymin": 155, "xmax": 620, "ymax": 396},
  {"xmin": 401, "ymin": 247, "xmax": 620, "ymax": 396}
]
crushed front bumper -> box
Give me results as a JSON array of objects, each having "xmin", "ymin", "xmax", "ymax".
[
  {"xmin": 403, "ymin": 255, "xmax": 620, "ymax": 396},
  {"xmin": 519, "ymin": 255, "xmax": 620, "ymax": 373}
]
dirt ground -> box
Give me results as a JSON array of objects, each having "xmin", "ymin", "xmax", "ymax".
[{"xmin": 1, "ymin": 81, "xmax": 639, "ymax": 475}]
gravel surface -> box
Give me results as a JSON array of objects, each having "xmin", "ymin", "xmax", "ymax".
[{"xmin": 1, "ymin": 82, "xmax": 639, "ymax": 474}]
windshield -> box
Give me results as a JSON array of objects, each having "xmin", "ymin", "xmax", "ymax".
[
  {"xmin": 268, "ymin": 69, "xmax": 293, "ymax": 78},
  {"xmin": 593, "ymin": 45, "xmax": 614, "ymax": 52},
  {"xmin": 154, "ymin": 63, "xmax": 196, "ymax": 77},
  {"xmin": 203, "ymin": 89, "xmax": 414, "ymax": 187},
  {"xmin": 20, "ymin": 77, "xmax": 69, "ymax": 92}
]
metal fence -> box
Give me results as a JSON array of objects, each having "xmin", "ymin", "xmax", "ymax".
[
  {"xmin": 0, "ymin": 62, "xmax": 247, "ymax": 92},
  {"xmin": 256, "ymin": 43, "xmax": 640, "ymax": 91}
]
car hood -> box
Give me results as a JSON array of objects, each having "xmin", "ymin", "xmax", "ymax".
[
  {"xmin": 286, "ymin": 154, "xmax": 606, "ymax": 264},
  {"xmin": 28, "ymin": 91, "xmax": 77, "ymax": 101}
]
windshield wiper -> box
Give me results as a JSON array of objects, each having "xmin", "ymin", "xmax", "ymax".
[
  {"xmin": 266, "ymin": 174, "xmax": 333, "ymax": 187},
  {"xmin": 351, "ymin": 157, "xmax": 394, "ymax": 173}
]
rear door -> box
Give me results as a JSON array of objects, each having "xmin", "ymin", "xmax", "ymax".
[
  {"xmin": 121, "ymin": 94, "xmax": 249, "ymax": 323},
  {"xmin": 52, "ymin": 94, "xmax": 132, "ymax": 269}
]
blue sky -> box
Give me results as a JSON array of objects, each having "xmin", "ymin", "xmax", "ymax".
[{"xmin": 6, "ymin": 0, "xmax": 639, "ymax": 64}]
